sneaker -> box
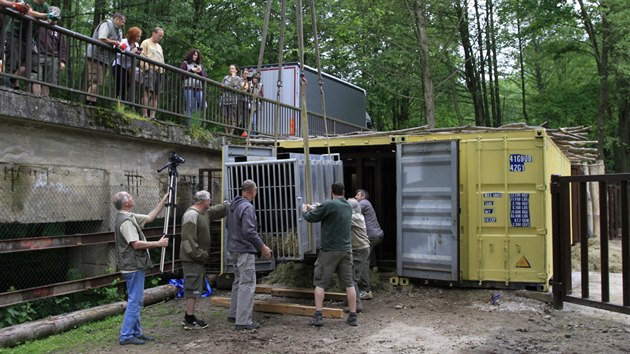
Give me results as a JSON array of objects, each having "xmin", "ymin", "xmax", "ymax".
[
  {"xmin": 227, "ymin": 317, "xmax": 236, "ymax": 322},
  {"xmin": 119, "ymin": 337, "xmax": 145, "ymax": 345},
  {"xmin": 360, "ymin": 291, "xmax": 373, "ymax": 300},
  {"xmin": 309, "ymin": 311, "xmax": 323, "ymax": 327},
  {"xmin": 346, "ymin": 313, "xmax": 358, "ymax": 326},
  {"xmin": 343, "ymin": 303, "xmax": 363, "ymax": 313},
  {"xmin": 235, "ymin": 322, "xmax": 260, "ymax": 330},
  {"xmin": 136, "ymin": 334, "xmax": 155, "ymax": 341},
  {"xmin": 182, "ymin": 318, "xmax": 209, "ymax": 330}
]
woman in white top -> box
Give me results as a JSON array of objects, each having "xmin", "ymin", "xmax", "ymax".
[{"xmin": 112, "ymin": 27, "xmax": 142, "ymax": 101}]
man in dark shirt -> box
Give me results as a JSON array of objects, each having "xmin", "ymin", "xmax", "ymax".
[
  {"xmin": 226, "ymin": 180, "xmax": 272, "ymax": 330},
  {"xmin": 303, "ymin": 182, "xmax": 358, "ymax": 327},
  {"xmin": 32, "ymin": 6, "xmax": 67, "ymax": 96}
]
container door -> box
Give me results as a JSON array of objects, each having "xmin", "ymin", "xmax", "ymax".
[
  {"xmin": 222, "ymin": 145, "xmax": 276, "ymax": 273},
  {"xmin": 396, "ymin": 141, "xmax": 459, "ymax": 281}
]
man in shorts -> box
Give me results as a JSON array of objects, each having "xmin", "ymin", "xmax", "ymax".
[
  {"xmin": 32, "ymin": 6, "xmax": 67, "ymax": 97},
  {"xmin": 85, "ymin": 12, "xmax": 125, "ymax": 105},
  {"xmin": 139, "ymin": 27, "xmax": 164, "ymax": 119},
  {"xmin": 180, "ymin": 190, "xmax": 229, "ymax": 330},
  {"xmin": 4, "ymin": 0, "xmax": 49, "ymax": 90},
  {"xmin": 303, "ymin": 182, "xmax": 358, "ymax": 327}
]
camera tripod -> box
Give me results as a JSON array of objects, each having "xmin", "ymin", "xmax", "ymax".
[{"xmin": 157, "ymin": 153, "xmax": 184, "ymax": 273}]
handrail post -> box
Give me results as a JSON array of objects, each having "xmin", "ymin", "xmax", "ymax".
[{"xmin": 551, "ymin": 174, "xmax": 565, "ymax": 310}]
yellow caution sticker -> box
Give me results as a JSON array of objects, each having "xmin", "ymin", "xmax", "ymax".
[{"xmin": 516, "ymin": 256, "xmax": 531, "ymax": 268}]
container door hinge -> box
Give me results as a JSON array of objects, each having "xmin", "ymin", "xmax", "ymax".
[
  {"xmin": 537, "ymin": 228, "xmax": 547, "ymax": 235},
  {"xmin": 536, "ymin": 184, "xmax": 546, "ymax": 191}
]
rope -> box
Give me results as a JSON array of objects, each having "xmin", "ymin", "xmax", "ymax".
[{"xmin": 308, "ymin": 0, "xmax": 331, "ymax": 155}]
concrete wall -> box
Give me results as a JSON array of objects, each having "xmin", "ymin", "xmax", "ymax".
[{"xmin": 0, "ymin": 88, "xmax": 232, "ymax": 276}]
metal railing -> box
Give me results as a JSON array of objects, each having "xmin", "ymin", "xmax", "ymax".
[
  {"xmin": 0, "ymin": 8, "xmax": 365, "ymax": 137},
  {"xmin": 551, "ymin": 173, "xmax": 630, "ymax": 315}
]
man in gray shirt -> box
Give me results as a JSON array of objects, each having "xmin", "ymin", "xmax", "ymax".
[{"xmin": 355, "ymin": 189, "xmax": 384, "ymax": 300}]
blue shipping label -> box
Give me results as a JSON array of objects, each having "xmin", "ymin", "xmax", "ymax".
[
  {"xmin": 509, "ymin": 154, "xmax": 533, "ymax": 172},
  {"xmin": 484, "ymin": 217, "xmax": 497, "ymax": 223},
  {"xmin": 510, "ymin": 193, "xmax": 530, "ymax": 227}
]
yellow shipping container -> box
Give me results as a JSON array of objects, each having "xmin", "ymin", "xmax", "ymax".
[{"xmin": 276, "ymin": 127, "xmax": 571, "ymax": 290}]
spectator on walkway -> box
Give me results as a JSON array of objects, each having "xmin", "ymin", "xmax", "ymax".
[
  {"xmin": 180, "ymin": 190, "xmax": 228, "ymax": 330},
  {"xmin": 244, "ymin": 72, "xmax": 264, "ymax": 136},
  {"xmin": 238, "ymin": 68, "xmax": 250, "ymax": 133},
  {"xmin": 303, "ymin": 182, "xmax": 358, "ymax": 327},
  {"xmin": 85, "ymin": 12, "xmax": 125, "ymax": 105},
  {"xmin": 355, "ymin": 188, "xmax": 384, "ymax": 300},
  {"xmin": 32, "ymin": 6, "xmax": 67, "ymax": 97},
  {"xmin": 111, "ymin": 191, "xmax": 169, "ymax": 346},
  {"xmin": 180, "ymin": 48, "xmax": 207, "ymax": 122},
  {"xmin": 220, "ymin": 64, "xmax": 243, "ymax": 135},
  {"xmin": 111, "ymin": 26, "xmax": 142, "ymax": 101},
  {"xmin": 5, "ymin": 0, "xmax": 49, "ymax": 90},
  {"xmin": 140, "ymin": 27, "xmax": 165, "ymax": 120},
  {"xmin": 226, "ymin": 180, "xmax": 272, "ymax": 330}
]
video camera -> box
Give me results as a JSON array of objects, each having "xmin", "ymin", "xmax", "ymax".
[
  {"xmin": 157, "ymin": 151, "xmax": 185, "ymax": 173},
  {"xmin": 169, "ymin": 152, "xmax": 185, "ymax": 164}
]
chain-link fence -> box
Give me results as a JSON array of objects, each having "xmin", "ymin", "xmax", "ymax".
[{"xmin": 0, "ymin": 181, "xmax": 200, "ymax": 297}]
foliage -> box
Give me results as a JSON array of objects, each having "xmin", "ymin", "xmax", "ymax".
[
  {"xmin": 51, "ymin": 0, "xmax": 630, "ymax": 170},
  {"xmin": 0, "ymin": 279, "xmax": 124, "ymax": 329},
  {"xmin": 0, "ymin": 302, "xmax": 36, "ymax": 328}
]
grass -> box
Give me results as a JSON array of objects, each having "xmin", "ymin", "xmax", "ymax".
[{"xmin": 0, "ymin": 315, "xmax": 122, "ymax": 354}]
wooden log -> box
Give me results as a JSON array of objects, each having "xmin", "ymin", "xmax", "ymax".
[
  {"xmin": 0, "ymin": 285, "xmax": 178, "ymax": 348},
  {"xmin": 210, "ymin": 296, "xmax": 343, "ymax": 318}
]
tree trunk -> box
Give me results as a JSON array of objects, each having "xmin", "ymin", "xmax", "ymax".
[
  {"xmin": 484, "ymin": 0, "xmax": 496, "ymax": 127},
  {"xmin": 455, "ymin": 0, "xmax": 483, "ymax": 126},
  {"xmin": 617, "ymin": 78, "xmax": 630, "ymax": 172},
  {"xmin": 0, "ymin": 285, "xmax": 178, "ymax": 348},
  {"xmin": 473, "ymin": 0, "xmax": 490, "ymax": 126},
  {"xmin": 92, "ymin": 0, "xmax": 107, "ymax": 31},
  {"xmin": 516, "ymin": 2, "xmax": 528, "ymax": 123},
  {"xmin": 577, "ymin": 0, "xmax": 608, "ymax": 158},
  {"xmin": 489, "ymin": 0, "xmax": 501, "ymax": 127},
  {"xmin": 414, "ymin": 0, "xmax": 435, "ymax": 128}
]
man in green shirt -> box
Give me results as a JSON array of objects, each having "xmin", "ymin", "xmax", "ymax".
[
  {"xmin": 180, "ymin": 190, "xmax": 228, "ymax": 330},
  {"xmin": 303, "ymin": 182, "xmax": 358, "ymax": 327}
]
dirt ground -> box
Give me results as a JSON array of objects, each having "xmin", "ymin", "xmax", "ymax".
[{"xmin": 74, "ymin": 280, "xmax": 629, "ymax": 354}]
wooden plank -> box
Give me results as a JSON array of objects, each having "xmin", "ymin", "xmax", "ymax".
[
  {"xmin": 255, "ymin": 284, "xmax": 274, "ymax": 294},
  {"xmin": 268, "ymin": 288, "xmax": 347, "ymax": 301},
  {"xmin": 211, "ymin": 296, "xmax": 343, "ymax": 319}
]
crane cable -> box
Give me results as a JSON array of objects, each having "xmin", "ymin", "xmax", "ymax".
[
  {"xmin": 274, "ymin": 0, "xmax": 287, "ymax": 153},
  {"xmin": 295, "ymin": 0, "xmax": 312, "ymax": 210},
  {"xmin": 308, "ymin": 0, "xmax": 331, "ymax": 155},
  {"xmin": 245, "ymin": 0, "xmax": 273, "ymax": 154}
]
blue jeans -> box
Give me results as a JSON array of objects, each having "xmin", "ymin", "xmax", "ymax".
[
  {"xmin": 184, "ymin": 88, "xmax": 203, "ymax": 117},
  {"xmin": 120, "ymin": 271, "xmax": 145, "ymax": 341}
]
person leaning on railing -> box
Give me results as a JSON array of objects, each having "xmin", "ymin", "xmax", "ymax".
[
  {"xmin": 220, "ymin": 64, "xmax": 243, "ymax": 135},
  {"xmin": 32, "ymin": 6, "xmax": 67, "ymax": 97},
  {"xmin": 85, "ymin": 12, "xmax": 125, "ymax": 106},
  {"xmin": 180, "ymin": 48, "xmax": 207, "ymax": 123},
  {"xmin": 139, "ymin": 27, "xmax": 165, "ymax": 120},
  {"xmin": 4, "ymin": 0, "xmax": 51, "ymax": 90},
  {"xmin": 111, "ymin": 26, "xmax": 142, "ymax": 102}
]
